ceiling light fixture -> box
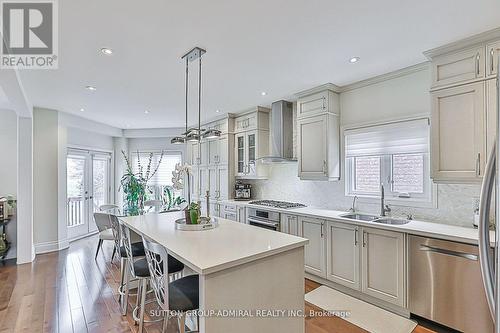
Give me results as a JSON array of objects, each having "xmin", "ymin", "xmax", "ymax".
[
  {"xmin": 349, "ymin": 57, "xmax": 360, "ymax": 63},
  {"xmin": 144, "ymin": 110, "xmax": 149, "ymax": 114},
  {"xmin": 215, "ymin": 109, "xmax": 220, "ymax": 113},
  {"xmin": 86, "ymin": 85, "xmax": 97, "ymax": 91},
  {"xmin": 261, "ymin": 91, "xmax": 267, "ymax": 96},
  {"xmin": 101, "ymin": 48, "xmax": 113, "ymax": 55},
  {"xmin": 203, "ymin": 129, "xmax": 222, "ymax": 139},
  {"xmin": 80, "ymin": 108, "xmax": 85, "ymax": 112}
]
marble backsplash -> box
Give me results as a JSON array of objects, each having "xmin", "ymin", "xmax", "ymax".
[{"xmin": 248, "ymin": 163, "xmax": 482, "ymax": 228}]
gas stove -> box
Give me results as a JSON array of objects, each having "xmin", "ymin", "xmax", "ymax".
[{"xmin": 249, "ymin": 200, "xmax": 306, "ymax": 209}]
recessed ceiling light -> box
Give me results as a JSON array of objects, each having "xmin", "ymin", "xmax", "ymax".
[
  {"xmin": 349, "ymin": 57, "xmax": 360, "ymax": 63},
  {"xmin": 215, "ymin": 109, "xmax": 220, "ymax": 113},
  {"xmin": 85, "ymin": 85, "xmax": 97, "ymax": 91},
  {"xmin": 261, "ymin": 91, "xmax": 267, "ymax": 96},
  {"xmin": 101, "ymin": 48, "xmax": 113, "ymax": 55},
  {"xmin": 144, "ymin": 110, "xmax": 149, "ymax": 114},
  {"xmin": 80, "ymin": 108, "xmax": 85, "ymax": 112}
]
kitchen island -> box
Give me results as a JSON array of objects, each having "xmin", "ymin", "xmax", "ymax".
[{"xmin": 119, "ymin": 212, "xmax": 308, "ymax": 333}]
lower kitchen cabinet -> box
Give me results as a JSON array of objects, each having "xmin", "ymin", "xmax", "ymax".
[
  {"xmin": 281, "ymin": 214, "xmax": 300, "ymax": 236},
  {"xmin": 361, "ymin": 227, "xmax": 405, "ymax": 307},
  {"xmin": 326, "ymin": 221, "xmax": 360, "ymax": 290},
  {"xmin": 236, "ymin": 205, "xmax": 246, "ymax": 223},
  {"xmin": 299, "ymin": 216, "xmax": 327, "ymax": 278}
]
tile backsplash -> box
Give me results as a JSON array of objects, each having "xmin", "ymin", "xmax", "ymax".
[{"xmin": 248, "ymin": 163, "xmax": 482, "ymax": 228}]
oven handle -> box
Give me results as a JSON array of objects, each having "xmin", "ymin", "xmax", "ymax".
[{"xmin": 247, "ymin": 217, "xmax": 279, "ymax": 228}]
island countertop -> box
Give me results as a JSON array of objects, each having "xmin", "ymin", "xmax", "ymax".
[{"xmin": 119, "ymin": 211, "xmax": 308, "ymax": 275}]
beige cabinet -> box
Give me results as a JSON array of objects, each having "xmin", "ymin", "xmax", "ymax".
[
  {"xmin": 188, "ymin": 142, "xmax": 200, "ymax": 166},
  {"xmin": 486, "ymin": 78, "xmax": 497, "ymax": 156},
  {"xmin": 297, "ymin": 114, "xmax": 340, "ymax": 180},
  {"xmin": 234, "ymin": 130, "xmax": 269, "ymax": 179},
  {"xmin": 221, "ymin": 203, "xmax": 237, "ymax": 221},
  {"xmin": 361, "ymin": 227, "xmax": 405, "ymax": 307},
  {"xmin": 326, "ymin": 222, "xmax": 360, "ymax": 290},
  {"xmin": 281, "ymin": 214, "xmax": 300, "ymax": 236},
  {"xmin": 236, "ymin": 205, "xmax": 246, "ymax": 223},
  {"xmin": 299, "ymin": 216, "xmax": 326, "ymax": 278},
  {"xmin": 431, "ymin": 46, "xmax": 485, "ymax": 88},
  {"xmin": 431, "ymin": 82, "xmax": 486, "ymax": 182},
  {"xmin": 486, "ymin": 41, "xmax": 500, "ymax": 78}
]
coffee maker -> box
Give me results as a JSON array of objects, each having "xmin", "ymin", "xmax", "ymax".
[{"xmin": 234, "ymin": 181, "xmax": 251, "ymax": 200}]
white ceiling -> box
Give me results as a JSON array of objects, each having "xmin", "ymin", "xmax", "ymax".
[{"xmin": 17, "ymin": 0, "xmax": 500, "ymax": 129}]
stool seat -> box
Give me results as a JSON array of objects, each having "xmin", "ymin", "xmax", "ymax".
[
  {"xmin": 133, "ymin": 255, "xmax": 185, "ymax": 278},
  {"xmin": 169, "ymin": 275, "xmax": 199, "ymax": 312},
  {"xmin": 120, "ymin": 242, "xmax": 145, "ymax": 257}
]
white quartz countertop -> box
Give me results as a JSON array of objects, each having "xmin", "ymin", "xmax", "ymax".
[
  {"xmin": 119, "ymin": 211, "xmax": 308, "ymax": 275},
  {"xmin": 222, "ymin": 200, "xmax": 495, "ymax": 245}
]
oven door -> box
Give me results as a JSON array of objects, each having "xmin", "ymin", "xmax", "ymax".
[{"xmin": 247, "ymin": 216, "xmax": 279, "ymax": 231}]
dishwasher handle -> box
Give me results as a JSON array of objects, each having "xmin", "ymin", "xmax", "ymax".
[{"xmin": 419, "ymin": 244, "xmax": 478, "ymax": 261}]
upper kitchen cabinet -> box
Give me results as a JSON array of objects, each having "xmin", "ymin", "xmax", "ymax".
[
  {"xmin": 431, "ymin": 82, "xmax": 486, "ymax": 182},
  {"xmin": 296, "ymin": 85, "xmax": 340, "ymax": 181},
  {"xmin": 486, "ymin": 40, "xmax": 500, "ymax": 78},
  {"xmin": 429, "ymin": 46, "xmax": 485, "ymax": 89},
  {"xmin": 234, "ymin": 107, "xmax": 270, "ymax": 179}
]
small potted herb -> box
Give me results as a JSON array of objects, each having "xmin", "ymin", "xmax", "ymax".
[{"xmin": 188, "ymin": 202, "xmax": 200, "ymax": 224}]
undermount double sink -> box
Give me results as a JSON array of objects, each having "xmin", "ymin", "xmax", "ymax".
[{"xmin": 340, "ymin": 213, "xmax": 410, "ymax": 225}]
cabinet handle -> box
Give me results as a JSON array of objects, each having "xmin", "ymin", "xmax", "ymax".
[
  {"xmin": 362, "ymin": 232, "xmax": 367, "ymax": 247},
  {"xmin": 354, "ymin": 228, "xmax": 358, "ymax": 246},
  {"xmin": 490, "ymin": 48, "xmax": 495, "ymax": 74},
  {"xmin": 320, "ymin": 222, "xmax": 324, "ymax": 238},
  {"xmin": 322, "ymin": 160, "xmax": 327, "ymax": 174},
  {"xmin": 476, "ymin": 52, "xmax": 481, "ymax": 77},
  {"xmin": 476, "ymin": 153, "xmax": 481, "ymax": 176},
  {"xmin": 322, "ymin": 96, "xmax": 326, "ymax": 110}
]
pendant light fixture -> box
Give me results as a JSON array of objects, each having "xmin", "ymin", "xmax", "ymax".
[{"xmin": 171, "ymin": 47, "xmax": 221, "ymax": 145}]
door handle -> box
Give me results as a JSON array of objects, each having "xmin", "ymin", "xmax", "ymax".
[{"xmin": 419, "ymin": 244, "xmax": 478, "ymax": 261}]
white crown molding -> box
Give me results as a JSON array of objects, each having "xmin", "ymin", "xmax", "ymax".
[
  {"xmin": 339, "ymin": 62, "xmax": 430, "ymax": 93},
  {"xmin": 295, "ymin": 83, "xmax": 342, "ymax": 98},
  {"xmin": 423, "ymin": 26, "xmax": 500, "ymax": 59}
]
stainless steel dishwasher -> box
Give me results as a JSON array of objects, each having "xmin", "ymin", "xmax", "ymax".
[{"xmin": 409, "ymin": 235, "xmax": 494, "ymax": 332}]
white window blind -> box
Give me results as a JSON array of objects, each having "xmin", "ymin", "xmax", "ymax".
[
  {"xmin": 131, "ymin": 152, "xmax": 182, "ymax": 186},
  {"xmin": 345, "ymin": 118, "xmax": 430, "ymax": 157}
]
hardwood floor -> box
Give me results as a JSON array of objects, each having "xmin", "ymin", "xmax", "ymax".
[{"xmin": 0, "ymin": 235, "xmax": 437, "ymax": 333}]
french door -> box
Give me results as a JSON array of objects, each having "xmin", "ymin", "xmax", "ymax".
[{"xmin": 67, "ymin": 149, "xmax": 112, "ymax": 240}]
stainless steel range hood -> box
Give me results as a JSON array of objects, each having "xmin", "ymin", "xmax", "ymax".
[{"xmin": 259, "ymin": 100, "xmax": 296, "ymax": 163}]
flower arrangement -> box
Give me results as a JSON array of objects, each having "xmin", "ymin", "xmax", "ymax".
[
  {"xmin": 120, "ymin": 150, "xmax": 164, "ymax": 216},
  {"xmin": 171, "ymin": 162, "xmax": 192, "ymax": 204}
]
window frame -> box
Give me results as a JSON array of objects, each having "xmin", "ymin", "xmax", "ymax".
[{"xmin": 345, "ymin": 152, "xmax": 432, "ymax": 204}]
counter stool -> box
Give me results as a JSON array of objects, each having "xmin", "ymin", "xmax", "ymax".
[
  {"xmin": 142, "ymin": 235, "xmax": 199, "ymax": 333},
  {"xmin": 120, "ymin": 223, "xmax": 185, "ymax": 333}
]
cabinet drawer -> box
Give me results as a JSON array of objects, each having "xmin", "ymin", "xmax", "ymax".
[
  {"xmin": 223, "ymin": 204, "xmax": 236, "ymax": 212},
  {"xmin": 431, "ymin": 47, "xmax": 485, "ymax": 88},
  {"xmin": 297, "ymin": 91, "xmax": 328, "ymax": 119}
]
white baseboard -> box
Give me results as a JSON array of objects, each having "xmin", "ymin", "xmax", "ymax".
[
  {"xmin": 68, "ymin": 230, "xmax": 98, "ymax": 243},
  {"xmin": 34, "ymin": 239, "xmax": 70, "ymax": 254}
]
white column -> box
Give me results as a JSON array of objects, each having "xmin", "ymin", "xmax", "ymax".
[{"xmin": 16, "ymin": 116, "xmax": 34, "ymax": 264}]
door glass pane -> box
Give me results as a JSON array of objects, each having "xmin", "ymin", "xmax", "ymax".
[
  {"xmin": 248, "ymin": 134, "xmax": 256, "ymax": 162},
  {"xmin": 93, "ymin": 158, "xmax": 109, "ymax": 212},
  {"xmin": 237, "ymin": 136, "xmax": 244, "ymax": 172},
  {"xmin": 67, "ymin": 156, "xmax": 85, "ymax": 227}
]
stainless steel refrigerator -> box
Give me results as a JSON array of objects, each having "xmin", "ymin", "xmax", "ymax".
[{"xmin": 479, "ymin": 55, "xmax": 500, "ymax": 332}]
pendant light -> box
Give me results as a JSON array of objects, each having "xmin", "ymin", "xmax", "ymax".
[{"xmin": 171, "ymin": 47, "xmax": 221, "ymax": 145}]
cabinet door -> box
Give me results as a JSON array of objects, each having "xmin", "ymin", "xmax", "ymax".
[
  {"xmin": 431, "ymin": 82, "xmax": 485, "ymax": 181},
  {"xmin": 199, "ymin": 168, "xmax": 208, "ymax": 198},
  {"xmin": 237, "ymin": 206, "xmax": 246, "ymax": 223},
  {"xmin": 199, "ymin": 141, "xmax": 209, "ymax": 166},
  {"xmin": 207, "ymin": 139, "xmax": 219, "ymax": 166},
  {"xmin": 246, "ymin": 130, "xmax": 257, "ymax": 176},
  {"xmin": 431, "ymin": 47, "xmax": 485, "ymax": 88},
  {"xmin": 326, "ymin": 222, "xmax": 360, "ymax": 290},
  {"xmin": 235, "ymin": 134, "xmax": 246, "ymax": 176},
  {"xmin": 208, "ymin": 167, "xmax": 217, "ymax": 199},
  {"xmin": 486, "ymin": 41, "xmax": 500, "ymax": 78},
  {"xmin": 298, "ymin": 115, "xmax": 328, "ymax": 180},
  {"xmin": 190, "ymin": 142, "xmax": 200, "ymax": 166},
  {"xmin": 281, "ymin": 214, "xmax": 300, "ymax": 236},
  {"xmin": 300, "ymin": 216, "xmax": 326, "ymax": 278},
  {"xmin": 486, "ymin": 79, "xmax": 497, "ymax": 156},
  {"xmin": 218, "ymin": 135, "xmax": 228, "ymax": 165},
  {"xmin": 217, "ymin": 165, "xmax": 229, "ymax": 200},
  {"xmin": 297, "ymin": 91, "xmax": 328, "ymax": 119},
  {"xmin": 361, "ymin": 227, "xmax": 405, "ymax": 307},
  {"xmin": 190, "ymin": 167, "xmax": 199, "ymax": 199}
]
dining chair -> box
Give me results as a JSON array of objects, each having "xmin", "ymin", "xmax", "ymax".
[
  {"xmin": 93, "ymin": 213, "xmax": 114, "ymax": 260},
  {"xmin": 142, "ymin": 235, "xmax": 199, "ymax": 333},
  {"xmin": 120, "ymin": 222, "xmax": 185, "ymax": 332},
  {"xmin": 144, "ymin": 200, "xmax": 163, "ymax": 213},
  {"xmin": 99, "ymin": 204, "xmax": 121, "ymax": 215}
]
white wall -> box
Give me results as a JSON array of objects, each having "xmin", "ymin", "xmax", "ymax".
[
  {"xmin": 0, "ymin": 109, "xmax": 18, "ymax": 195},
  {"xmin": 127, "ymin": 137, "xmax": 186, "ymax": 156},
  {"xmin": 67, "ymin": 127, "xmax": 114, "ymax": 151},
  {"xmin": 250, "ymin": 66, "xmax": 480, "ymax": 228}
]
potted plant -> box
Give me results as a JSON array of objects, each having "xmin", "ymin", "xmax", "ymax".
[{"xmin": 162, "ymin": 186, "xmax": 186, "ymax": 211}]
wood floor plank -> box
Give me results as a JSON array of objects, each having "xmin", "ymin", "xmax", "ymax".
[{"xmin": 0, "ymin": 235, "xmax": 440, "ymax": 333}]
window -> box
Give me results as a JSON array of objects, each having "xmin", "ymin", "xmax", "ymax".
[
  {"xmin": 345, "ymin": 119, "xmax": 431, "ymax": 202},
  {"xmin": 131, "ymin": 151, "xmax": 183, "ymax": 199}
]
